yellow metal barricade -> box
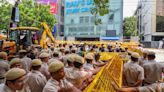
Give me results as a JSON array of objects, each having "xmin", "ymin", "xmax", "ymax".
[
  {"xmin": 83, "ymin": 53, "xmax": 123, "ymax": 92},
  {"xmin": 99, "ymin": 52, "xmax": 115, "ymax": 61}
]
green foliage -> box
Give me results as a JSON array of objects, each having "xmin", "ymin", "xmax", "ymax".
[
  {"xmin": 123, "ymin": 16, "xmax": 138, "ymax": 37},
  {"xmin": 0, "ymin": 0, "xmax": 12, "ymax": 31},
  {"xmin": 0, "ymin": 0, "xmax": 55, "ymax": 31},
  {"xmin": 19, "ymin": 0, "xmax": 55, "ymax": 31},
  {"xmin": 92, "ymin": 0, "xmax": 110, "ymax": 25}
]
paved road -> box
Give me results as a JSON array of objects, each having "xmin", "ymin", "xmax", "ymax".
[{"xmin": 144, "ymin": 48, "xmax": 164, "ymax": 62}]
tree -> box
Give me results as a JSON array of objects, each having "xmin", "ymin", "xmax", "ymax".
[
  {"xmin": 92, "ymin": 0, "xmax": 110, "ymax": 25},
  {"xmin": 19, "ymin": 0, "xmax": 56, "ymax": 31},
  {"xmin": 0, "ymin": 0, "xmax": 12, "ymax": 31},
  {"xmin": 123, "ymin": 16, "xmax": 138, "ymax": 37},
  {"xmin": 0, "ymin": 0, "xmax": 55, "ymax": 31}
]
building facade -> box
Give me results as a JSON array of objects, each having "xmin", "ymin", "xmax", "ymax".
[
  {"xmin": 135, "ymin": 0, "xmax": 164, "ymax": 42},
  {"xmin": 64, "ymin": 0, "xmax": 123, "ymax": 41}
]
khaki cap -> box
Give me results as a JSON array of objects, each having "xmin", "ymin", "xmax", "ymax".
[
  {"xmin": 143, "ymin": 50, "xmax": 149, "ymax": 54},
  {"xmin": 71, "ymin": 47, "xmax": 77, "ymax": 51},
  {"xmin": 121, "ymin": 47, "xmax": 125, "ymax": 51},
  {"xmin": 74, "ymin": 55, "xmax": 85, "ymax": 64},
  {"xmin": 48, "ymin": 61, "xmax": 64, "ymax": 73},
  {"xmin": 0, "ymin": 52, "xmax": 7, "ymax": 58},
  {"xmin": 32, "ymin": 59, "xmax": 42, "ymax": 66},
  {"xmin": 41, "ymin": 49, "xmax": 49, "ymax": 53},
  {"xmin": 67, "ymin": 54, "xmax": 75, "ymax": 62},
  {"xmin": 9, "ymin": 58, "xmax": 21, "ymax": 66},
  {"xmin": 53, "ymin": 50, "xmax": 59, "ymax": 55},
  {"xmin": 85, "ymin": 53, "xmax": 94, "ymax": 60},
  {"xmin": 39, "ymin": 52, "xmax": 49, "ymax": 58},
  {"xmin": 5, "ymin": 68, "xmax": 26, "ymax": 81},
  {"xmin": 148, "ymin": 51, "xmax": 155, "ymax": 55},
  {"xmin": 131, "ymin": 52, "xmax": 140, "ymax": 58},
  {"xmin": 48, "ymin": 59, "xmax": 59, "ymax": 65},
  {"xmin": 19, "ymin": 50, "xmax": 27, "ymax": 53}
]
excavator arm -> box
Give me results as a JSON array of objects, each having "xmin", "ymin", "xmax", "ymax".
[{"xmin": 40, "ymin": 22, "xmax": 55, "ymax": 49}]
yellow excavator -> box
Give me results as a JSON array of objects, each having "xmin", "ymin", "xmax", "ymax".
[{"xmin": 1, "ymin": 22, "xmax": 55, "ymax": 53}]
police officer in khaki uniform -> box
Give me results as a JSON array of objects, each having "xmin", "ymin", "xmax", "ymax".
[
  {"xmin": 64, "ymin": 54, "xmax": 75, "ymax": 82},
  {"xmin": 123, "ymin": 52, "xmax": 144, "ymax": 87},
  {"xmin": 9, "ymin": 58, "xmax": 23, "ymax": 69},
  {"xmin": 59, "ymin": 47, "xmax": 65, "ymax": 58},
  {"xmin": 60, "ymin": 49, "xmax": 70, "ymax": 65},
  {"xmin": 27, "ymin": 59, "xmax": 47, "ymax": 92},
  {"xmin": 0, "ymin": 68, "xmax": 31, "ymax": 92},
  {"xmin": 68, "ymin": 55, "xmax": 93, "ymax": 90},
  {"xmin": 83, "ymin": 53, "xmax": 95, "ymax": 71},
  {"xmin": 138, "ymin": 50, "xmax": 149, "ymax": 66},
  {"xmin": 0, "ymin": 52, "xmax": 9, "ymax": 84},
  {"xmin": 49, "ymin": 50, "xmax": 60, "ymax": 62},
  {"xmin": 143, "ymin": 51, "xmax": 164, "ymax": 85},
  {"xmin": 19, "ymin": 50, "xmax": 32, "ymax": 73},
  {"xmin": 43, "ymin": 60, "xmax": 81, "ymax": 92},
  {"xmin": 39, "ymin": 52, "xmax": 51, "ymax": 80}
]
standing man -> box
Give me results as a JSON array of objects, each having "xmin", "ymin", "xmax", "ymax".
[
  {"xmin": 27, "ymin": 59, "xmax": 47, "ymax": 92},
  {"xmin": 143, "ymin": 51, "xmax": 164, "ymax": 85},
  {"xmin": 43, "ymin": 60, "xmax": 81, "ymax": 92},
  {"xmin": 19, "ymin": 50, "xmax": 32, "ymax": 73},
  {"xmin": 9, "ymin": 58, "xmax": 23, "ymax": 69},
  {"xmin": 159, "ymin": 39, "xmax": 163, "ymax": 49},
  {"xmin": 0, "ymin": 52, "xmax": 9, "ymax": 84},
  {"xmin": 123, "ymin": 52, "xmax": 144, "ymax": 87},
  {"xmin": 39, "ymin": 52, "xmax": 51, "ymax": 79}
]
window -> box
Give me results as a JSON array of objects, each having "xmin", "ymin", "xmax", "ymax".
[
  {"xmin": 80, "ymin": 17, "xmax": 84, "ymax": 23},
  {"xmin": 71, "ymin": 19, "xmax": 74, "ymax": 24},
  {"xmin": 85, "ymin": 16, "xmax": 89, "ymax": 23},
  {"xmin": 91, "ymin": 16, "xmax": 95, "ymax": 23},
  {"xmin": 109, "ymin": 14, "xmax": 114, "ymax": 23}
]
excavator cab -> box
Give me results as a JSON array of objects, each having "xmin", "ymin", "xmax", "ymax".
[
  {"xmin": 2, "ymin": 23, "xmax": 55, "ymax": 53},
  {"xmin": 8, "ymin": 27, "xmax": 41, "ymax": 51}
]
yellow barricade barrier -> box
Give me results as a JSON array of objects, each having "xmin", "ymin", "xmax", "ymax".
[
  {"xmin": 83, "ymin": 53, "xmax": 123, "ymax": 92},
  {"xmin": 99, "ymin": 52, "xmax": 116, "ymax": 61}
]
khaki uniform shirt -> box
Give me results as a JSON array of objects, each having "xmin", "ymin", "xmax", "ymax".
[
  {"xmin": 83, "ymin": 63, "xmax": 94, "ymax": 71},
  {"xmin": 143, "ymin": 60, "xmax": 164, "ymax": 85},
  {"xmin": 123, "ymin": 61, "xmax": 144, "ymax": 87},
  {"xmin": 67, "ymin": 68, "xmax": 92, "ymax": 88},
  {"xmin": 40, "ymin": 62, "xmax": 50, "ymax": 79},
  {"xmin": 0, "ymin": 60, "xmax": 9, "ymax": 84},
  {"xmin": 0, "ymin": 84, "xmax": 31, "ymax": 92},
  {"xmin": 139, "ymin": 83, "xmax": 164, "ymax": 92},
  {"xmin": 27, "ymin": 70, "xmax": 47, "ymax": 92},
  {"xmin": 64, "ymin": 67, "xmax": 74, "ymax": 79},
  {"xmin": 43, "ymin": 78, "xmax": 73, "ymax": 92},
  {"xmin": 21, "ymin": 56, "xmax": 32, "ymax": 73}
]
